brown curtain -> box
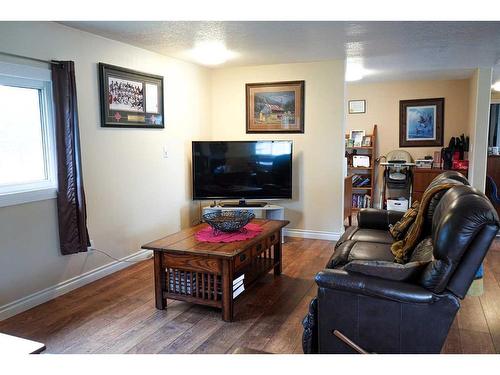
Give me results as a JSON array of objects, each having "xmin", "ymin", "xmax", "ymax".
[{"xmin": 51, "ymin": 61, "xmax": 90, "ymax": 255}]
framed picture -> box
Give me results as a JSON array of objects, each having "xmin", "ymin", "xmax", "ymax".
[
  {"xmin": 362, "ymin": 135, "xmax": 372, "ymax": 147},
  {"xmin": 350, "ymin": 130, "xmax": 365, "ymax": 139},
  {"xmin": 399, "ymin": 98, "xmax": 444, "ymax": 147},
  {"xmin": 348, "ymin": 100, "xmax": 366, "ymax": 114},
  {"xmin": 246, "ymin": 81, "xmax": 305, "ymax": 133},
  {"xmin": 99, "ymin": 63, "xmax": 164, "ymax": 129}
]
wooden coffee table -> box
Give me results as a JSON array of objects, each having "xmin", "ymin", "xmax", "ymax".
[{"xmin": 141, "ymin": 219, "xmax": 289, "ymax": 321}]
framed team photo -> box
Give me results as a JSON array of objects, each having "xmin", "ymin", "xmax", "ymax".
[{"xmin": 99, "ymin": 63, "xmax": 164, "ymax": 128}]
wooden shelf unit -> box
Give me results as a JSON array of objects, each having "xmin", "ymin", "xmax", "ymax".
[{"xmin": 345, "ymin": 125, "xmax": 377, "ymax": 212}]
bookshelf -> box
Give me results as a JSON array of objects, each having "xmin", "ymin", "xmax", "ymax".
[{"xmin": 345, "ymin": 124, "xmax": 378, "ymax": 213}]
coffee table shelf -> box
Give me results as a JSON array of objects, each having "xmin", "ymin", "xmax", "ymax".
[{"xmin": 236, "ymin": 258, "xmax": 277, "ymax": 290}]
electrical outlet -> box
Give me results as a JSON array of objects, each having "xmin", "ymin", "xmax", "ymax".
[{"xmin": 162, "ymin": 146, "xmax": 168, "ymax": 159}]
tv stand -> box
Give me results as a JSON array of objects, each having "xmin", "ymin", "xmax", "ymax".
[
  {"xmin": 220, "ymin": 200, "xmax": 267, "ymax": 208},
  {"xmin": 202, "ymin": 204, "xmax": 285, "ymax": 243}
]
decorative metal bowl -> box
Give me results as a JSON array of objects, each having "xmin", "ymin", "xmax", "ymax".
[{"xmin": 202, "ymin": 211, "xmax": 255, "ymax": 233}]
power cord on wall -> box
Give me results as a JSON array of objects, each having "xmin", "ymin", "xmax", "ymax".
[
  {"xmin": 90, "ymin": 201, "xmax": 207, "ymax": 263},
  {"xmin": 88, "ymin": 247, "xmax": 153, "ymax": 263}
]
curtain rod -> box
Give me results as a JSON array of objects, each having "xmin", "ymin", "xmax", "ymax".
[{"xmin": 0, "ymin": 51, "xmax": 59, "ymax": 65}]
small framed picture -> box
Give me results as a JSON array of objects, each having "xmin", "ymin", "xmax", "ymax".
[
  {"xmin": 347, "ymin": 139, "xmax": 355, "ymax": 148},
  {"xmin": 350, "ymin": 130, "xmax": 365, "ymax": 140},
  {"xmin": 350, "ymin": 129, "xmax": 365, "ymax": 147},
  {"xmin": 348, "ymin": 100, "xmax": 366, "ymax": 114},
  {"xmin": 362, "ymin": 136, "xmax": 372, "ymax": 147}
]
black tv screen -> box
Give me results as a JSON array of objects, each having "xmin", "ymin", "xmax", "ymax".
[{"xmin": 192, "ymin": 141, "xmax": 293, "ymax": 200}]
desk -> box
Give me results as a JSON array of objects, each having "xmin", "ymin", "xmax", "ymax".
[{"xmin": 412, "ymin": 168, "xmax": 468, "ymax": 202}]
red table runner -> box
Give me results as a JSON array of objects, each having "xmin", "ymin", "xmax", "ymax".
[{"xmin": 195, "ymin": 223, "xmax": 263, "ymax": 243}]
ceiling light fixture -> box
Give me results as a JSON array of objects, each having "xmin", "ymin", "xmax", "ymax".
[
  {"xmin": 345, "ymin": 59, "xmax": 370, "ymax": 82},
  {"xmin": 189, "ymin": 41, "xmax": 237, "ymax": 66},
  {"xmin": 492, "ymin": 81, "xmax": 500, "ymax": 92}
]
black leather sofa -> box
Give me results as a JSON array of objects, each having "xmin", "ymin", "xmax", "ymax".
[
  {"xmin": 328, "ymin": 171, "xmax": 471, "ymax": 267},
  {"xmin": 302, "ymin": 172, "xmax": 499, "ymax": 354}
]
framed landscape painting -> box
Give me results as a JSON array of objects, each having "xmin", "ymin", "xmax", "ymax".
[
  {"xmin": 246, "ymin": 81, "xmax": 305, "ymax": 133},
  {"xmin": 399, "ymin": 98, "xmax": 444, "ymax": 147},
  {"xmin": 99, "ymin": 63, "xmax": 164, "ymax": 128}
]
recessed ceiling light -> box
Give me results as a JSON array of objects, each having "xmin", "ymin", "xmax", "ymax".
[
  {"xmin": 492, "ymin": 81, "xmax": 500, "ymax": 92},
  {"xmin": 189, "ymin": 41, "xmax": 237, "ymax": 66}
]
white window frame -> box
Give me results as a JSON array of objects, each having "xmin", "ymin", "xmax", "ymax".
[{"xmin": 0, "ymin": 61, "xmax": 57, "ymax": 208}]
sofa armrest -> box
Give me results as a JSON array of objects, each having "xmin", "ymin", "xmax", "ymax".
[
  {"xmin": 357, "ymin": 208, "xmax": 405, "ymax": 230},
  {"xmin": 315, "ymin": 269, "xmax": 436, "ymax": 304}
]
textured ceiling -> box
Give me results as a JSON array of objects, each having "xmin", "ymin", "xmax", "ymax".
[{"xmin": 60, "ymin": 21, "xmax": 500, "ymax": 83}]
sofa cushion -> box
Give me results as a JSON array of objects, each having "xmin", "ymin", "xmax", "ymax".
[
  {"xmin": 344, "ymin": 237, "xmax": 434, "ymax": 282},
  {"xmin": 327, "ymin": 240, "xmax": 356, "ymax": 268},
  {"xmin": 348, "ymin": 242, "xmax": 394, "ymax": 262},
  {"xmin": 337, "ymin": 227, "xmax": 393, "ymax": 248},
  {"xmin": 326, "ymin": 240, "xmax": 394, "ymax": 268},
  {"xmin": 327, "ymin": 240, "xmax": 393, "ymax": 268},
  {"xmin": 344, "ymin": 260, "xmax": 429, "ymax": 282}
]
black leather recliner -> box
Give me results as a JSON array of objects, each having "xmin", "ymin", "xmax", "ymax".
[{"xmin": 303, "ymin": 182, "xmax": 499, "ymax": 354}]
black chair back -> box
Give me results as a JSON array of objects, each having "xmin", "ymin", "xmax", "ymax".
[{"xmin": 419, "ymin": 186, "xmax": 499, "ymax": 298}]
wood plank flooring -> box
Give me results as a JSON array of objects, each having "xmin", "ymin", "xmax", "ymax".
[
  {"xmin": 442, "ymin": 239, "xmax": 500, "ymax": 354},
  {"xmin": 1, "ymin": 237, "xmax": 499, "ymax": 354}
]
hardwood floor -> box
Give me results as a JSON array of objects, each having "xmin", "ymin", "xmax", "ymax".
[
  {"xmin": 442, "ymin": 239, "xmax": 500, "ymax": 354},
  {"xmin": 1, "ymin": 237, "xmax": 499, "ymax": 354}
]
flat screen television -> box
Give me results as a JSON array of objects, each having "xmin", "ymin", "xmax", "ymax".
[{"xmin": 192, "ymin": 140, "xmax": 293, "ymax": 200}]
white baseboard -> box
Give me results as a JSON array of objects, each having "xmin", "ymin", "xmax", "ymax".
[
  {"xmin": 283, "ymin": 228, "xmax": 341, "ymax": 241},
  {"xmin": 0, "ymin": 249, "xmax": 152, "ymax": 322}
]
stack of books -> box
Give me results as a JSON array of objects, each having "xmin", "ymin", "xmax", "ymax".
[
  {"xmin": 352, "ymin": 194, "xmax": 371, "ymax": 209},
  {"xmin": 233, "ymin": 274, "xmax": 245, "ymax": 299}
]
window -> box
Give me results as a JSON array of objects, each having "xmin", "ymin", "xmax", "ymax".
[
  {"xmin": 489, "ymin": 103, "xmax": 500, "ymax": 148},
  {"xmin": 0, "ymin": 62, "xmax": 57, "ymax": 207}
]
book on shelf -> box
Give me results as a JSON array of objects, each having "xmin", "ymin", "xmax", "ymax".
[
  {"xmin": 233, "ymin": 274, "xmax": 244, "ymax": 286},
  {"xmin": 352, "ymin": 174, "xmax": 362, "ymax": 184},
  {"xmin": 356, "ymin": 178, "xmax": 371, "ymax": 187},
  {"xmin": 351, "ymin": 174, "xmax": 371, "ymax": 187},
  {"xmin": 233, "ymin": 279, "xmax": 244, "ymax": 291},
  {"xmin": 352, "ymin": 194, "xmax": 372, "ymax": 209},
  {"xmin": 233, "ymin": 283, "xmax": 245, "ymax": 299}
]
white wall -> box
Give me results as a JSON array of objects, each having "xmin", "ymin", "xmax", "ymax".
[
  {"xmin": 0, "ymin": 22, "xmax": 212, "ymax": 316},
  {"xmin": 210, "ymin": 61, "xmax": 346, "ymax": 236}
]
